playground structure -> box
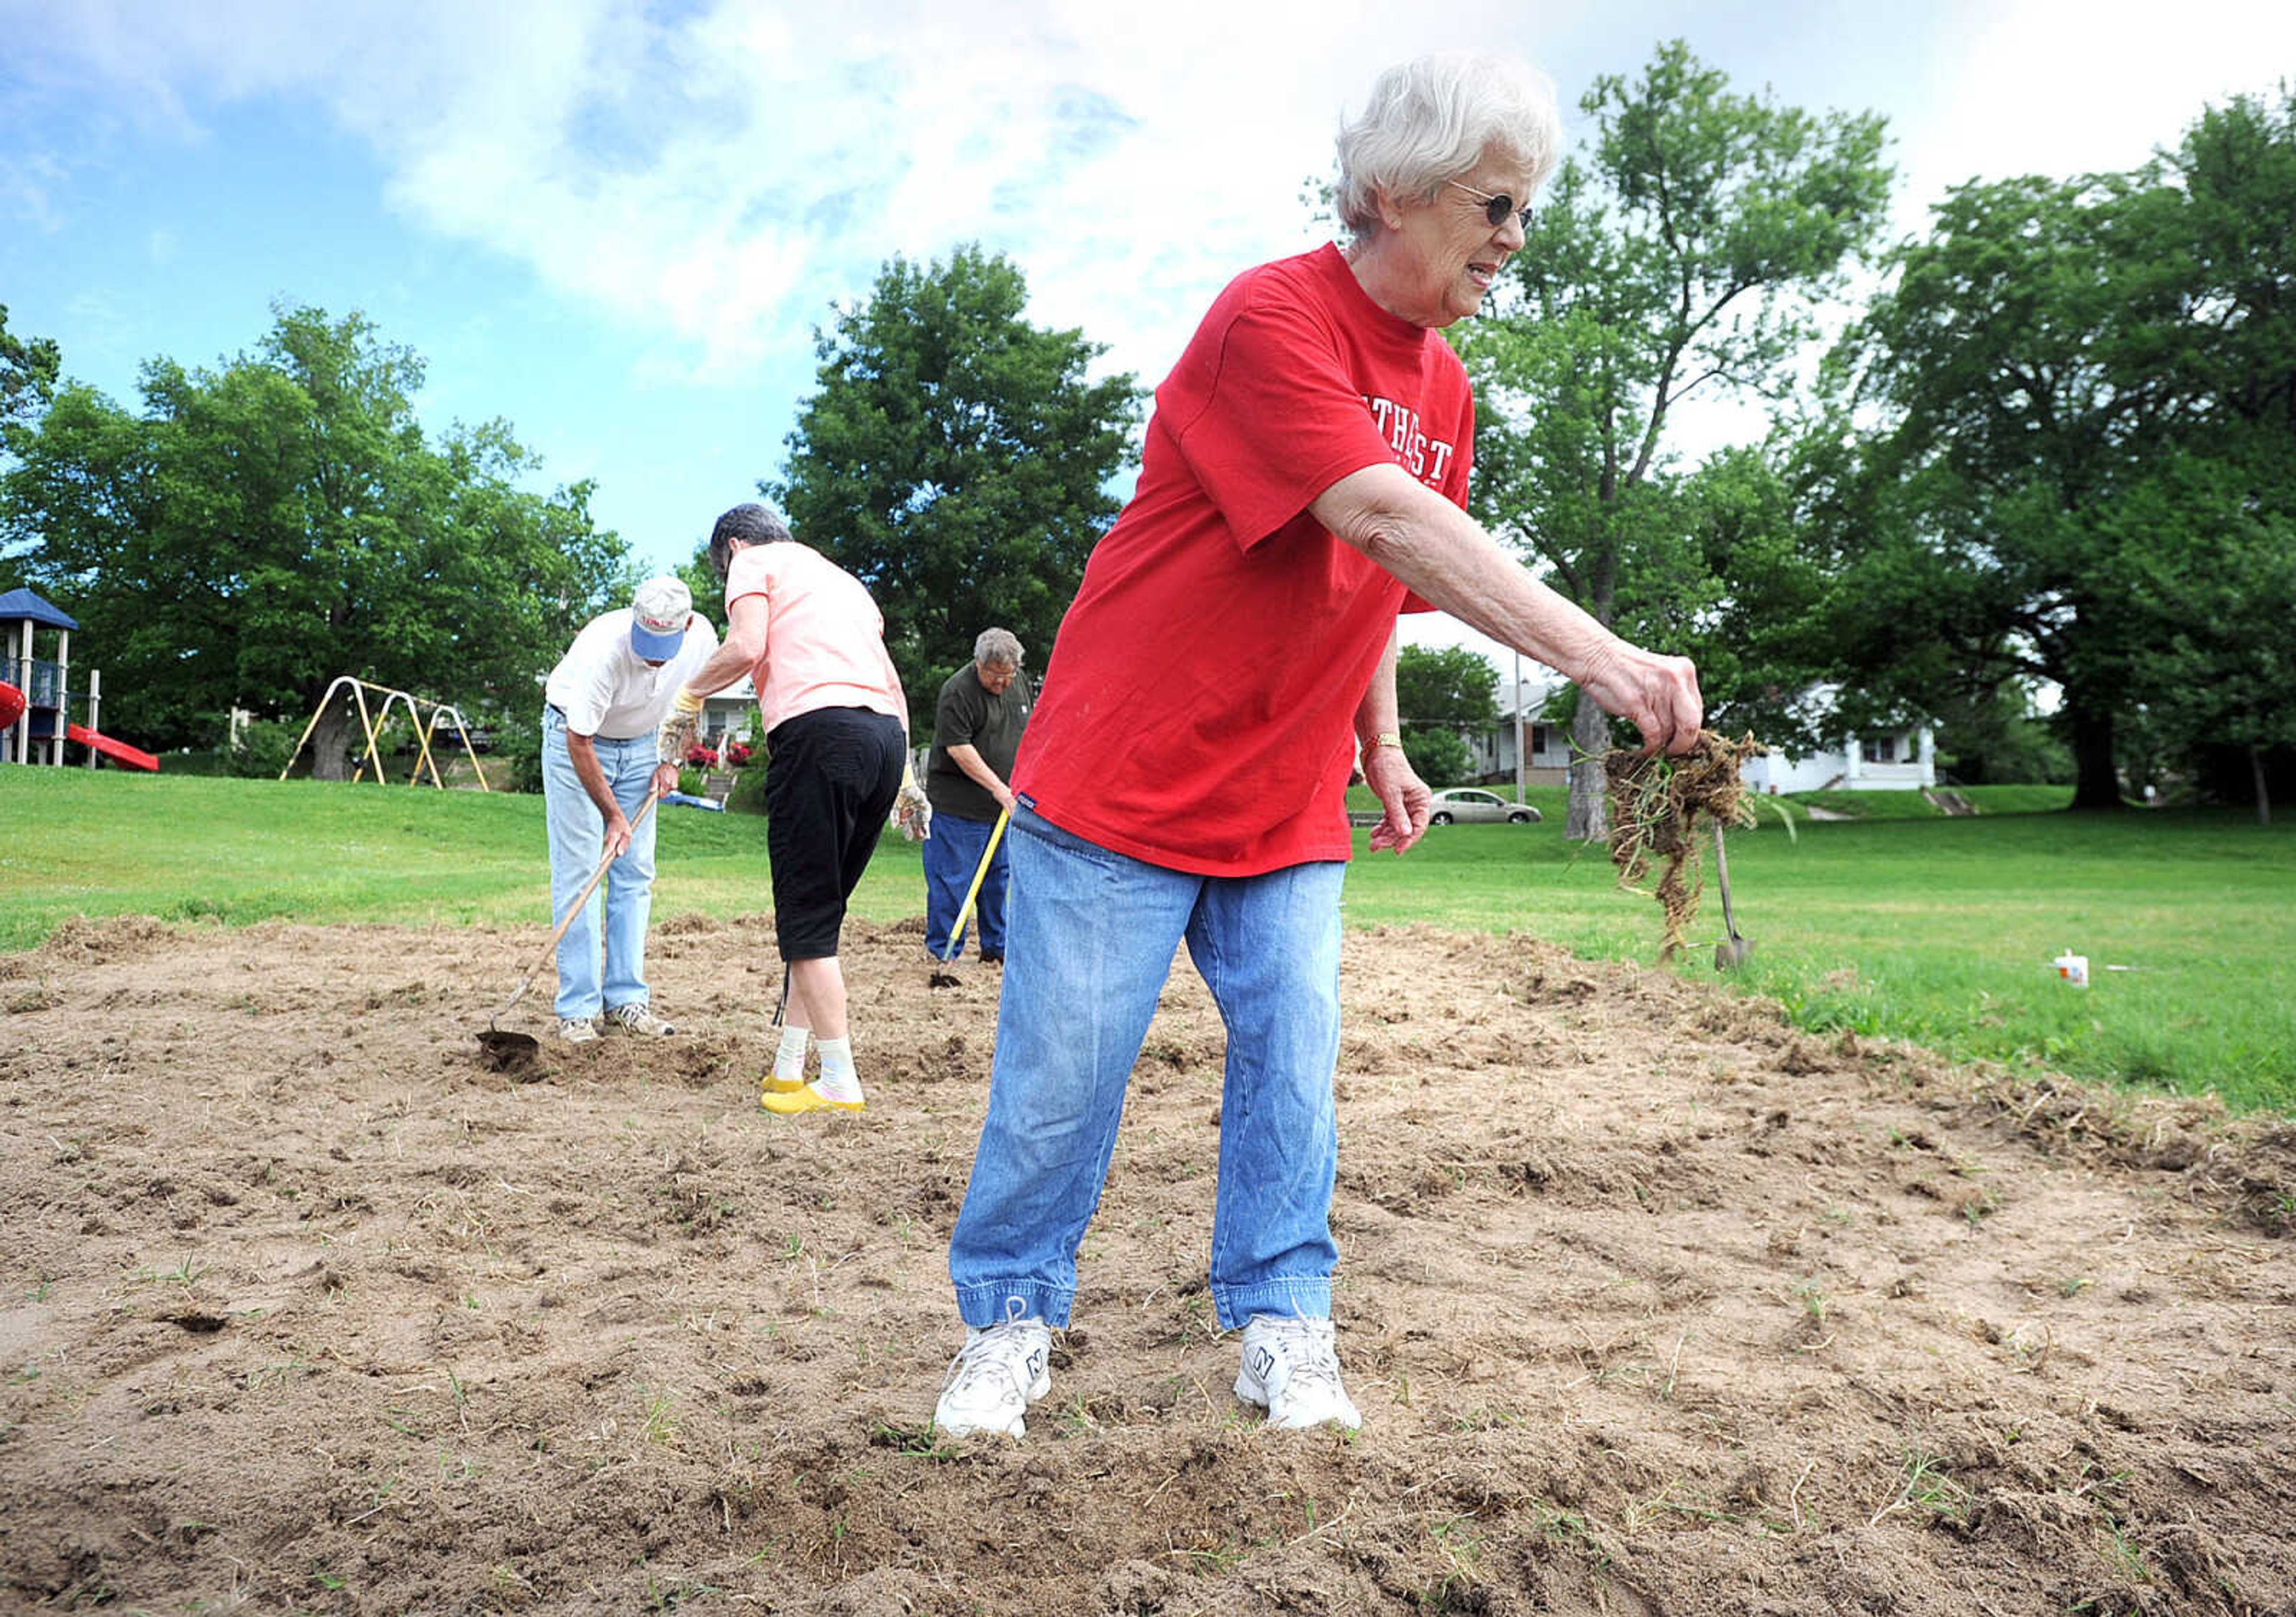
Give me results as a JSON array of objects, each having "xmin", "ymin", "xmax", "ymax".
[
  {"xmin": 2, "ymin": 586, "xmax": 158, "ymax": 772},
  {"xmin": 278, "ymin": 674, "xmax": 493, "ymax": 790}
]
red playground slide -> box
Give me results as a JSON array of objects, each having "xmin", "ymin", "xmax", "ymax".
[{"xmin": 67, "ymin": 723, "xmax": 161, "ymax": 772}]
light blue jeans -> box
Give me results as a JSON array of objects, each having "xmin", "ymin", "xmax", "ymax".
[
  {"xmin": 921, "ymin": 808, "xmax": 1010, "ymax": 960},
  {"xmin": 948, "ymin": 808, "xmax": 1345, "ymax": 1331},
  {"xmin": 541, "ymin": 708, "xmax": 660, "ymax": 1020}
]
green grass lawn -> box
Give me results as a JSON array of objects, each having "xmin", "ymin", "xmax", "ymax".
[
  {"xmin": 6, "ymin": 768, "xmax": 2290, "ymax": 1109},
  {"xmin": 1365, "ymin": 780, "xmax": 2077, "ymax": 823},
  {"xmin": 0, "ymin": 768, "xmax": 926, "ymax": 946},
  {"xmin": 1341, "ymin": 797, "xmax": 2294, "ymax": 1110}
]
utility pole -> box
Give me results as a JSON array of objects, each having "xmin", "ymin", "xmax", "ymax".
[{"xmin": 1513, "ymin": 650, "xmax": 1526, "ymax": 804}]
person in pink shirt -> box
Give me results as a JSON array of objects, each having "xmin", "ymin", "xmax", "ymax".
[{"xmin": 665, "ymin": 503, "xmax": 927, "ymax": 1114}]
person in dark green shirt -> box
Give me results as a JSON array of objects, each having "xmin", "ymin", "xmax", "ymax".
[{"xmin": 923, "ymin": 629, "xmax": 1031, "ymax": 963}]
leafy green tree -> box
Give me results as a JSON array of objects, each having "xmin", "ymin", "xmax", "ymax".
[
  {"xmin": 1, "ymin": 305, "xmax": 627, "ymax": 774},
  {"xmin": 1831, "ymin": 87, "xmax": 2294, "ymax": 811},
  {"xmin": 673, "ymin": 543, "xmax": 722, "ymax": 631},
  {"xmin": 0, "ymin": 303, "xmax": 60, "ymax": 444},
  {"xmin": 1460, "ymin": 40, "xmax": 1893, "ymax": 839},
  {"xmin": 1665, "ymin": 441, "xmax": 1857, "ymax": 757},
  {"xmin": 1836, "ymin": 173, "xmax": 2190, "ymax": 809},
  {"xmin": 2160, "ymin": 90, "xmax": 2295, "ymax": 435},
  {"xmin": 1929, "ymin": 682, "xmax": 2073, "ymax": 788},
  {"xmin": 2142, "ymin": 87, "xmax": 2296, "ymax": 818},
  {"xmin": 1401, "ymin": 725, "xmax": 1474, "ymax": 790},
  {"xmin": 2127, "ymin": 454, "xmax": 2296, "ymax": 821},
  {"xmin": 1394, "ymin": 642, "xmax": 1499, "ymax": 785},
  {"xmin": 770, "ymin": 244, "xmax": 1141, "ymax": 729},
  {"xmin": 1394, "ymin": 643, "xmax": 1500, "ymax": 729}
]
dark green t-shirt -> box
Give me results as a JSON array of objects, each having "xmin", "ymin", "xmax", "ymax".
[{"xmin": 926, "ymin": 663, "xmax": 1034, "ymax": 821}]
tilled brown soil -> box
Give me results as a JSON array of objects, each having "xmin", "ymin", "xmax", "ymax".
[{"xmin": 2, "ymin": 912, "xmax": 2292, "ymax": 1615}]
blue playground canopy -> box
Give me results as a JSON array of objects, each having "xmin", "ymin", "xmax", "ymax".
[{"xmin": 0, "ymin": 588, "xmax": 78, "ymax": 631}]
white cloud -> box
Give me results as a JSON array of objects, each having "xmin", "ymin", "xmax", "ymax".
[
  {"xmin": 0, "ymin": 148, "xmax": 66, "ymax": 232},
  {"xmin": 1893, "ymin": 0, "xmax": 2296, "ymax": 233},
  {"xmin": 7, "ymin": 0, "xmax": 2290, "ymax": 416},
  {"xmin": 1, "ymin": 0, "xmax": 1590, "ymax": 387}
]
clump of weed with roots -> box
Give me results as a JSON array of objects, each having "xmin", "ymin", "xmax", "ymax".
[{"xmin": 1605, "ymin": 731, "xmax": 1766, "ymax": 961}]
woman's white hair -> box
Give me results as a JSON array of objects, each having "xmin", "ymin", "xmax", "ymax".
[{"xmin": 1335, "ymin": 52, "xmax": 1564, "ymax": 240}]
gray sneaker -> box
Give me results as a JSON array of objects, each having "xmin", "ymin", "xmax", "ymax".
[
  {"xmin": 558, "ymin": 1017, "xmax": 600, "ymax": 1045},
  {"xmin": 607, "ymin": 1002, "xmax": 677, "ymax": 1037},
  {"xmin": 1235, "ymin": 1313, "xmax": 1362, "ymax": 1430}
]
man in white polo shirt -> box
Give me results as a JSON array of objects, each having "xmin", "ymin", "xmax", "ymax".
[{"xmin": 542, "ymin": 577, "xmax": 718, "ymax": 1044}]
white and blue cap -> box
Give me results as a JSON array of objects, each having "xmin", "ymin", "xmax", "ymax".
[{"xmin": 629, "ymin": 576, "xmax": 691, "ymax": 660}]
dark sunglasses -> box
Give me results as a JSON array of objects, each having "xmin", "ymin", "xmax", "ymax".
[{"xmin": 1446, "ymin": 180, "xmax": 1531, "ymax": 232}]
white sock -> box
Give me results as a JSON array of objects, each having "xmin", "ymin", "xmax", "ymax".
[
  {"xmin": 813, "ymin": 1036, "xmax": 862, "ymax": 1104},
  {"xmin": 773, "ymin": 1025, "xmax": 810, "ymax": 1086}
]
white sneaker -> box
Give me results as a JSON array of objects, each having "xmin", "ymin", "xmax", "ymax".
[
  {"xmin": 558, "ymin": 1017, "xmax": 600, "ymax": 1045},
  {"xmin": 1235, "ymin": 1313, "xmax": 1362, "ymax": 1430},
  {"xmin": 607, "ymin": 1002, "xmax": 677, "ymax": 1037},
  {"xmin": 933, "ymin": 1307, "xmax": 1052, "ymax": 1438}
]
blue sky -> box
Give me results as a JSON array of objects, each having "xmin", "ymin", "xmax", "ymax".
[{"xmin": 5, "ymin": 0, "xmax": 2292, "ymax": 639}]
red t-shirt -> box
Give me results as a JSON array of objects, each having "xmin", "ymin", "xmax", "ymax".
[{"xmin": 1014, "ymin": 243, "xmax": 1474, "ymax": 875}]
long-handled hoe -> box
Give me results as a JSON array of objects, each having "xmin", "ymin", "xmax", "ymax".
[{"xmin": 477, "ymin": 788, "xmax": 660, "ymax": 1068}]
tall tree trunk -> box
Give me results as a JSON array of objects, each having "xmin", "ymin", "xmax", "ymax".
[
  {"xmin": 310, "ymin": 689, "xmax": 358, "ymax": 782},
  {"xmin": 1564, "ymin": 694, "xmax": 1611, "ymax": 842},
  {"xmin": 1562, "ymin": 547, "xmax": 1619, "ymax": 843},
  {"xmin": 2066, "ymin": 704, "xmax": 2121, "ymax": 811},
  {"xmin": 2252, "ymin": 744, "xmax": 2272, "ymax": 828}
]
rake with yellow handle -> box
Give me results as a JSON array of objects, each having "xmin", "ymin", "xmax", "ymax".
[{"xmin": 929, "ymin": 803, "xmax": 1012, "ymax": 986}]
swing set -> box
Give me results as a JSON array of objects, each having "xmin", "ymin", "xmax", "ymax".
[{"xmin": 279, "ymin": 675, "xmax": 493, "ymax": 790}]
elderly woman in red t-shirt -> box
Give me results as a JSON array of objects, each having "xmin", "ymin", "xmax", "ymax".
[{"xmin": 935, "ymin": 52, "xmax": 1703, "ymax": 1438}]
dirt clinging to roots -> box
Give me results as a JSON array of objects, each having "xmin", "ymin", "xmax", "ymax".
[
  {"xmin": 1606, "ymin": 730, "xmax": 1766, "ymax": 959},
  {"xmin": 2, "ymin": 912, "xmax": 2292, "ymax": 1615}
]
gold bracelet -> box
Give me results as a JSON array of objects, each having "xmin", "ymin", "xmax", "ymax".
[{"xmin": 1372, "ymin": 731, "xmax": 1405, "ymax": 751}]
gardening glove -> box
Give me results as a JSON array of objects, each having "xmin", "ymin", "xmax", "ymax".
[
  {"xmin": 894, "ymin": 774, "xmax": 932, "ymax": 841},
  {"xmin": 657, "ymin": 687, "xmax": 703, "ymax": 765}
]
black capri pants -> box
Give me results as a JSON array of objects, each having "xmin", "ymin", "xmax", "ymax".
[{"xmin": 762, "ymin": 705, "xmax": 906, "ymax": 961}]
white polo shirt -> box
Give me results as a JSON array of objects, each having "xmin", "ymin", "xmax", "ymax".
[{"xmin": 545, "ymin": 609, "xmax": 719, "ymax": 740}]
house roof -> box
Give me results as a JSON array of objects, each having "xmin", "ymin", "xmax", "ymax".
[
  {"xmin": 0, "ymin": 588, "xmax": 77, "ymax": 631},
  {"xmin": 1498, "ymin": 674, "xmax": 1567, "ymax": 719}
]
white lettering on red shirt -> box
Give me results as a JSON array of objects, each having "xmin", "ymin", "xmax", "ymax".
[{"xmin": 1361, "ymin": 393, "xmax": 1453, "ymax": 486}]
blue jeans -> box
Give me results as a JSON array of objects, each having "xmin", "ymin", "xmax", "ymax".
[
  {"xmin": 948, "ymin": 808, "xmax": 1345, "ymax": 1331},
  {"xmin": 922, "ymin": 809, "xmax": 1009, "ymax": 959},
  {"xmin": 541, "ymin": 709, "xmax": 660, "ymax": 1020}
]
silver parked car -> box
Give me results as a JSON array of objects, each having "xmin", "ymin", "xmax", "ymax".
[{"xmin": 1427, "ymin": 787, "xmax": 1541, "ymax": 825}]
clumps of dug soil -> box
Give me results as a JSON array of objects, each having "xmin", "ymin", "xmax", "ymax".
[{"xmin": 1605, "ymin": 730, "xmax": 1765, "ymax": 959}]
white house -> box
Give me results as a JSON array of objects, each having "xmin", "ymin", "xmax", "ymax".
[
  {"xmin": 1739, "ymin": 683, "xmax": 1937, "ymax": 792},
  {"xmin": 1466, "ymin": 674, "xmax": 1575, "ymax": 786},
  {"xmin": 701, "ymin": 675, "xmax": 757, "ymax": 750},
  {"xmin": 1742, "ymin": 723, "xmax": 1935, "ymax": 793},
  {"xmin": 1462, "ymin": 672, "xmax": 1935, "ymax": 793}
]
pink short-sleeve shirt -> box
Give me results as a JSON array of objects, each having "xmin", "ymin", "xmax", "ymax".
[{"xmin": 722, "ymin": 542, "xmax": 905, "ymax": 735}]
